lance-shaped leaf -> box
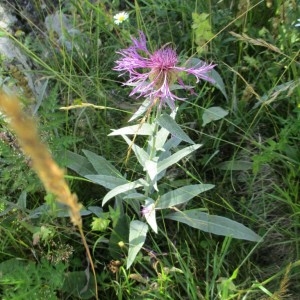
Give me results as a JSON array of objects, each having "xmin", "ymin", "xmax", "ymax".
[
  {"xmin": 142, "ymin": 198, "xmax": 157, "ymax": 233},
  {"xmin": 66, "ymin": 150, "xmax": 95, "ymax": 176},
  {"xmin": 127, "ymin": 221, "xmax": 148, "ymax": 269},
  {"xmin": 185, "ymin": 58, "xmax": 228, "ymax": 100},
  {"xmin": 128, "ymin": 98, "xmax": 152, "ymax": 122},
  {"xmin": 154, "ymin": 109, "xmax": 177, "ymax": 150},
  {"xmin": 153, "ymin": 126, "xmax": 170, "ymax": 151},
  {"xmin": 83, "ymin": 149, "xmax": 122, "ymax": 177},
  {"xmin": 165, "ymin": 209, "xmax": 261, "ymax": 242},
  {"xmin": 157, "ymin": 114, "xmax": 194, "ymax": 144},
  {"xmin": 122, "ymin": 135, "xmax": 149, "ymax": 168},
  {"xmin": 202, "ymin": 106, "xmax": 228, "ymax": 127},
  {"xmin": 156, "ymin": 184, "xmax": 214, "ymax": 209},
  {"xmin": 85, "ymin": 175, "xmax": 127, "ymax": 190},
  {"xmin": 157, "ymin": 144, "xmax": 201, "ymax": 174},
  {"xmin": 102, "ymin": 179, "xmax": 148, "ymax": 206},
  {"xmin": 108, "ymin": 123, "xmax": 154, "ymax": 136}
]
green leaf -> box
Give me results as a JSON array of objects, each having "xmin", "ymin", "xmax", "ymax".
[
  {"xmin": 83, "ymin": 149, "xmax": 122, "ymax": 177},
  {"xmin": 109, "ymin": 214, "xmax": 130, "ymax": 259},
  {"xmin": 142, "ymin": 198, "xmax": 157, "ymax": 233},
  {"xmin": 17, "ymin": 191, "xmax": 27, "ymax": 209},
  {"xmin": 127, "ymin": 220, "xmax": 148, "ymax": 269},
  {"xmin": 66, "ymin": 150, "xmax": 95, "ymax": 176},
  {"xmin": 86, "ymin": 174, "xmax": 127, "ymax": 190},
  {"xmin": 218, "ymin": 160, "xmax": 252, "ymax": 171},
  {"xmin": 108, "ymin": 123, "xmax": 154, "ymax": 136},
  {"xmin": 102, "ymin": 179, "xmax": 147, "ymax": 206},
  {"xmin": 144, "ymin": 158, "xmax": 158, "ymax": 182},
  {"xmin": 185, "ymin": 58, "xmax": 228, "ymax": 99},
  {"xmin": 157, "ymin": 114, "xmax": 194, "ymax": 144},
  {"xmin": 87, "ymin": 206, "xmax": 103, "ymax": 217},
  {"xmin": 165, "ymin": 209, "xmax": 260, "ymax": 242},
  {"xmin": 154, "ymin": 127, "xmax": 170, "ymax": 150},
  {"xmin": 157, "ymin": 144, "xmax": 201, "ymax": 174},
  {"xmin": 208, "ymin": 69, "xmax": 228, "ymax": 100},
  {"xmin": 202, "ymin": 106, "xmax": 228, "ymax": 127},
  {"xmin": 156, "ymin": 184, "xmax": 214, "ymax": 209},
  {"xmin": 128, "ymin": 98, "xmax": 152, "ymax": 122},
  {"xmin": 122, "ymin": 135, "xmax": 149, "ymax": 168}
]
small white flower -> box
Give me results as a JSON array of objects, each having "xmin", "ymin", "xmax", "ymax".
[
  {"xmin": 114, "ymin": 12, "xmax": 129, "ymax": 25},
  {"xmin": 295, "ymin": 19, "xmax": 300, "ymax": 27}
]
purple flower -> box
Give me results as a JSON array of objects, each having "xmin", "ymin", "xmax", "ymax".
[{"xmin": 114, "ymin": 31, "xmax": 216, "ymax": 110}]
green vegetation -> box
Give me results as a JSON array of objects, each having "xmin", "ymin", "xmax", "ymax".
[{"xmin": 0, "ymin": 0, "xmax": 299, "ymax": 299}]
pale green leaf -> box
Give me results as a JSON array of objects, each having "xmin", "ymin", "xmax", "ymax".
[
  {"xmin": 66, "ymin": 150, "xmax": 95, "ymax": 176},
  {"xmin": 157, "ymin": 144, "xmax": 201, "ymax": 174},
  {"xmin": 185, "ymin": 58, "xmax": 228, "ymax": 100},
  {"xmin": 202, "ymin": 106, "xmax": 228, "ymax": 127},
  {"xmin": 122, "ymin": 135, "xmax": 149, "ymax": 168},
  {"xmin": 108, "ymin": 123, "xmax": 154, "ymax": 136},
  {"xmin": 83, "ymin": 149, "xmax": 122, "ymax": 177},
  {"xmin": 142, "ymin": 198, "xmax": 157, "ymax": 233},
  {"xmin": 127, "ymin": 221, "xmax": 148, "ymax": 269},
  {"xmin": 154, "ymin": 126, "xmax": 170, "ymax": 150},
  {"xmin": 154, "ymin": 110, "xmax": 176, "ymax": 150},
  {"xmin": 162, "ymin": 136, "xmax": 181, "ymax": 153},
  {"xmin": 144, "ymin": 158, "xmax": 158, "ymax": 182},
  {"xmin": 87, "ymin": 206, "xmax": 103, "ymax": 217},
  {"xmin": 128, "ymin": 98, "xmax": 152, "ymax": 122},
  {"xmin": 209, "ymin": 69, "xmax": 228, "ymax": 100},
  {"xmin": 157, "ymin": 114, "xmax": 194, "ymax": 144},
  {"xmin": 102, "ymin": 179, "xmax": 147, "ymax": 206},
  {"xmin": 156, "ymin": 184, "xmax": 214, "ymax": 209},
  {"xmin": 85, "ymin": 174, "xmax": 127, "ymax": 190},
  {"xmin": 166, "ymin": 209, "xmax": 261, "ymax": 242}
]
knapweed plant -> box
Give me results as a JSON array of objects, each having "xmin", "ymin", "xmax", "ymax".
[{"xmin": 69, "ymin": 31, "xmax": 260, "ymax": 269}]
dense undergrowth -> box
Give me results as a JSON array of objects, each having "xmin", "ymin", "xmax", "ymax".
[{"xmin": 0, "ymin": 0, "xmax": 299, "ymax": 299}]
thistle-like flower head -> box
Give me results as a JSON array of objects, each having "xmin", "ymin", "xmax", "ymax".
[{"xmin": 114, "ymin": 31, "xmax": 216, "ymax": 110}]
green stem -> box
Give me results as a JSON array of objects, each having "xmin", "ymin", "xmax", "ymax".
[{"xmin": 144, "ymin": 102, "xmax": 162, "ymax": 197}]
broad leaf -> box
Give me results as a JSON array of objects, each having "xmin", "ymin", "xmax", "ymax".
[
  {"xmin": 128, "ymin": 98, "xmax": 152, "ymax": 122},
  {"xmin": 122, "ymin": 135, "xmax": 149, "ymax": 168},
  {"xmin": 66, "ymin": 150, "xmax": 95, "ymax": 176},
  {"xmin": 87, "ymin": 206, "xmax": 103, "ymax": 217},
  {"xmin": 185, "ymin": 58, "xmax": 228, "ymax": 100},
  {"xmin": 156, "ymin": 184, "xmax": 214, "ymax": 209},
  {"xmin": 154, "ymin": 110, "xmax": 176, "ymax": 150},
  {"xmin": 162, "ymin": 136, "xmax": 181, "ymax": 153},
  {"xmin": 166, "ymin": 209, "xmax": 260, "ymax": 242},
  {"xmin": 157, "ymin": 114, "xmax": 194, "ymax": 144},
  {"xmin": 153, "ymin": 126, "xmax": 170, "ymax": 151},
  {"xmin": 142, "ymin": 198, "xmax": 157, "ymax": 233},
  {"xmin": 108, "ymin": 123, "xmax": 154, "ymax": 136},
  {"xmin": 209, "ymin": 69, "xmax": 228, "ymax": 100},
  {"xmin": 144, "ymin": 159, "xmax": 158, "ymax": 181},
  {"xmin": 83, "ymin": 149, "xmax": 122, "ymax": 177},
  {"xmin": 127, "ymin": 220, "xmax": 148, "ymax": 269},
  {"xmin": 202, "ymin": 106, "xmax": 228, "ymax": 127},
  {"xmin": 157, "ymin": 144, "xmax": 201, "ymax": 174},
  {"xmin": 102, "ymin": 179, "xmax": 147, "ymax": 206},
  {"xmin": 85, "ymin": 175, "xmax": 127, "ymax": 190}
]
